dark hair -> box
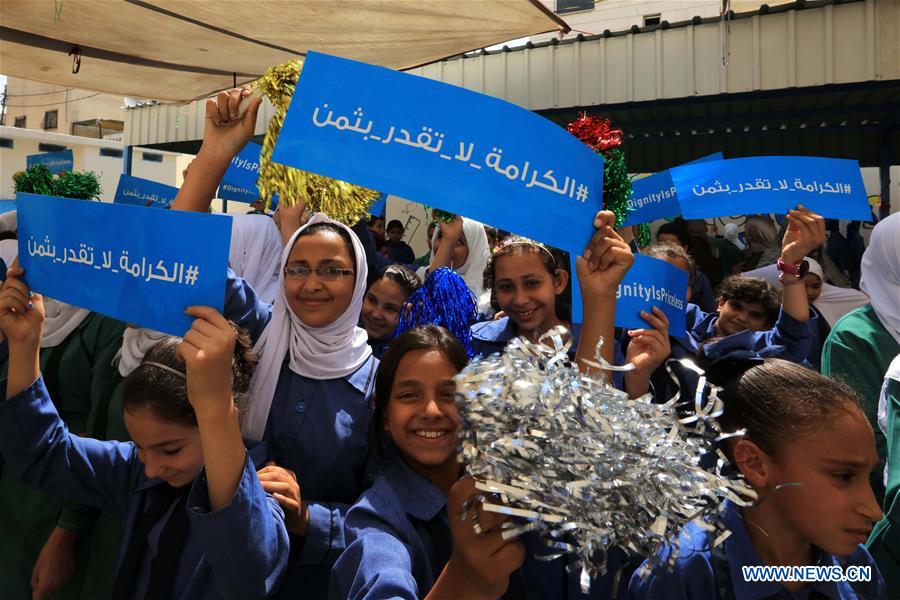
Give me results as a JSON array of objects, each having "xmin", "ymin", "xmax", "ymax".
[
  {"xmin": 367, "ymin": 215, "xmax": 384, "ymax": 226},
  {"xmin": 370, "ymin": 326, "xmax": 468, "ymax": 456},
  {"xmin": 718, "ymin": 275, "xmax": 780, "ymax": 325},
  {"xmin": 656, "ymin": 222, "xmax": 690, "ymax": 248},
  {"xmin": 705, "ymin": 358, "xmax": 864, "ymax": 460},
  {"xmin": 386, "ymin": 219, "xmax": 404, "ymax": 232},
  {"xmin": 484, "ymin": 237, "xmax": 570, "ymax": 319},
  {"xmin": 295, "ymin": 222, "xmax": 357, "ymax": 265},
  {"xmin": 371, "ymin": 264, "xmax": 421, "ymax": 297},
  {"xmin": 122, "ymin": 325, "xmax": 258, "ymax": 427},
  {"xmin": 643, "ymin": 242, "xmax": 696, "ymax": 286}
]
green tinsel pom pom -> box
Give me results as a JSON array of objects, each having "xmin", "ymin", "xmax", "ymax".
[
  {"xmin": 602, "ymin": 148, "xmax": 632, "ymax": 229},
  {"xmin": 636, "ymin": 223, "xmax": 651, "ymax": 247},
  {"xmin": 53, "ymin": 171, "xmax": 102, "ymax": 199},
  {"xmin": 13, "ymin": 164, "xmax": 55, "ymax": 196},
  {"xmin": 13, "ymin": 165, "xmax": 102, "ymax": 200}
]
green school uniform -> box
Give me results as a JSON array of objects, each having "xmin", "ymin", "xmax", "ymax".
[
  {"xmin": 868, "ymin": 365, "xmax": 900, "ymax": 592},
  {"xmin": 0, "ymin": 313, "xmax": 125, "ymax": 600},
  {"xmin": 822, "ymin": 304, "xmax": 900, "ymax": 505}
]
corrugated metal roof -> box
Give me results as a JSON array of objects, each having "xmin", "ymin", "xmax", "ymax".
[{"xmin": 126, "ymin": 0, "xmax": 899, "ymax": 172}]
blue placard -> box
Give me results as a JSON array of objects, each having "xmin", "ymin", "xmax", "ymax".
[
  {"xmin": 271, "ymin": 51, "xmax": 604, "ymax": 320},
  {"xmin": 0, "ymin": 200, "xmax": 16, "ymax": 214},
  {"xmin": 622, "ymin": 153, "xmax": 723, "ymax": 226},
  {"xmin": 671, "ymin": 156, "xmax": 871, "ymax": 221},
  {"xmin": 17, "ymin": 192, "xmax": 231, "ymax": 336},
  {"xmin": 220, "ymin": 142, "xmax": 263, "ymax": 203},
  {"xmin": 27, "ymin": 150, "xmax": 73, "ymax": 175},
  {"xmin": 615, "ymin": 254, "xmax": 689, "ymax": 331},
  {"xmin": 114, "ymin": 174, "xmax": 179, "ymax": 209}
]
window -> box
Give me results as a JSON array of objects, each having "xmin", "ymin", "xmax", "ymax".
[
  {"xmin": 100, "ymin": 147, "xmax": 124, "ymax": 158},
  {"xmin": 38, "ymin": 143, "xmax": 67, "ymax": 152},
  {"xmin": 43, "ymin": 109, "xmax": 58, "ymax": 130},
  {"xmin": 0, "ymin": 138, "xmax": 13, "ymax": 149},
  {"xmin": 14, "ymin": 116, "xmax": 26, "ymax": 128},
  {"xmin": 142, "ymin": 152, "xmax": 163, "ymax": 162},
  {"xmin": 643, "ymin": 14, "xmax": 661, "ymax": 26},
  {"xmin": 557, "ymin": 0, "xmax": 594, "ymax": 15}
]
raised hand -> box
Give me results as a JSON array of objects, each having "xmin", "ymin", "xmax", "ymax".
[
  {"xmin": 0, "ymin": 266, "xmax": 45, "ymax": 346},
  {"xmin": 198, "ymin": 87, "xmax": 263, "ymax": 165},
  {"xmin": 576, "ymin": 210, "xmax": 635, "ymax": 301},
  {"xmin": 780, "ymin": 205, "xmax": 825, "ymax": 265},
  {"xmin": 177, "ymin": 306, "xmax": 236, "ymax": 417},
  {"xmin": 624, "ymin": 307, "xmax": 671, "ymax": 398}
]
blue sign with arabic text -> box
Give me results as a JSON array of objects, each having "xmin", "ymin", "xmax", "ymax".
[
  {"xmin": 27, "ymin": 150, "xmax": 73, "ymax": 175},
  {"xmin": 671, "ymin": 156, "xmax": 871, "ymax": 221},
  {"xmin": 114, "ymin": 174, "xmax": 179, "ymax": 209},
  {"xmin": 271, "ymin": 51, "xmax": 604, "ymax": 320},
  {"xmin": 220, "ymin": 141, "xmax": 263, "ymax": 203},
  {"xmin": 17, "ymin": 192, "xmax": 231, "ymax": 336},
  {"xmin": 615, "ymin": 254, "xmax": 689, "ymax": 332},
  {"xmin": 622, "ymin": 153, "xmax": 723, "ymax": 226}
]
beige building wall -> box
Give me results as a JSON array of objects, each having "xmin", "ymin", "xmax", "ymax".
[
  {"xmin": 2, "ymin": 77, "xmax": 125, "ymax": 137},
  {"xmin": 533, "ymin": 0, "xmax": 795, "ymax": 42}
]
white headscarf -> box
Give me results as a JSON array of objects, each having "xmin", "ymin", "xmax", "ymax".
[
  {"xmin": 229, "ymin": 214, "xmax": 282, "ymax": 304},
  {"xmin": 430, "ymin": 217, "xmax": 491, "ymax": 313},
  {"xmin": 113, "ymin": 327, "xmax": 172, "ymax": 377},
  {"xmin": 41, "ymin": 298, "xmax": 91, "ymax": 348},
  {"xmin": 242, "ymin": 213, "xmax": 371, "ymax": 440},
  {"xmin": 741, "ymin": 256, "xmax": 870, "ymax": 328},
  {"xmin": 860, "ymin": 212, "xmax": 900, "ymax": 346}
]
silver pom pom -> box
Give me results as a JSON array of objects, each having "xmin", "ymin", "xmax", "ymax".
[{"xmin": 454, "ymin": 327, "xmax": 756, "ymax": 591}]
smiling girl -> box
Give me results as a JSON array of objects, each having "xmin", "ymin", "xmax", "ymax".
[
  {"xmin": 628, "ymin": 358, "xmax": 886, "ymax": 599},
  {"xmin": 360, "ymin": 264, "xmax": 421, "ymax": 358},
  {"xmin": 0, "ymin": 268, "xmax": 288, "ymax": 599}
]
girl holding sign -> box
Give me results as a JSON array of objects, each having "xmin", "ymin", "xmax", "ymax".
[
  {"xmin": 473, "ymin": 235, "xmax": 667, "ymax": 398},
  {"xmin": 171, "ymin": 87, "xmax": 378, "ymax": 598},
  {"xmin": 0, "ymin": 269, "xmax": 289, "ymax": 599},
  {"xmin": 333, "ymin": 209, "xmax": 635, "ymax": 600},
  {"xmin": 628, "ymin": 358, "xmax": 885, "ymax": 599}
]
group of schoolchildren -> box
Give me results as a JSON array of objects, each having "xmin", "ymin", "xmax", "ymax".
[{"xmin": 0, "ymin": 86, "xmax": 897, "ymax": 599}]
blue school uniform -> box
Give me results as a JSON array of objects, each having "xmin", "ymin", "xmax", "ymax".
[
  {"xmin": 685, "ymin": 304, "xmax": 815, "ymax": 364},
  {"xmin": 368, "ymin": 338, "xmax": 391, "ymax": 360},
  {"xmin": 223, "ymin": 269, "xmax": 378, "ymax": 598},
  {"xmin": 627, "ymin": 500, "xmax": 885, "ymax": 599},
  {"xmin": 331, "ymin": 456, "xmax": 621, "ymax": 600},
  {"xmin": 0, "ymin": 377, "xmax": 289, "ymax": 600}
]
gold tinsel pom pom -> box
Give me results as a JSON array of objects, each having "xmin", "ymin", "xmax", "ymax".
[{"xmin": 254, "ymin": 61, "xmax": 380, "ymax": 225}]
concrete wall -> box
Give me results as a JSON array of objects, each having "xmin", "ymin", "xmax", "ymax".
[{"xmin": 3, "ymin": 77, "xmax": 126, "ymax": 136}]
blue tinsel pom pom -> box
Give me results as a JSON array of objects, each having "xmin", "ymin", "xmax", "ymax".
[{"xmin": 394, "ymin": 267, "xmax": 478, "ymax": 358}]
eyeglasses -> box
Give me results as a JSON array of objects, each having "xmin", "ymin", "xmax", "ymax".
[{"xmin": 284, "ymin": 265, "xmax": 355, "ymax": 281}]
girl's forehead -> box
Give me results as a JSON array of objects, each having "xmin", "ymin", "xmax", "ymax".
[{"xmin": 289, "ymin": 231, "xmax": 352, "ymax": 261}]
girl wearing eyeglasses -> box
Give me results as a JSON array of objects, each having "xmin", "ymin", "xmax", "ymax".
[{"xmin": 170, "ymin": 88, "xmax": 377, "ymax": 599}]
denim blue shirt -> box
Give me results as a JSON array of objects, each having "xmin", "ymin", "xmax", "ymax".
[
  {"xmin": 627, "ymin": 500, "xmax": 885, "ymax": 599},
  {"xmin": 224, "ymin": 268, "xmax": 378, "ymax": 598},
  {"xmin": 0, "ymin": 377, "xmax": 289, "ymax": 600},
  {"xmin": 331, "ymin": 456, "xmax": 622, "ymax": 600}
]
